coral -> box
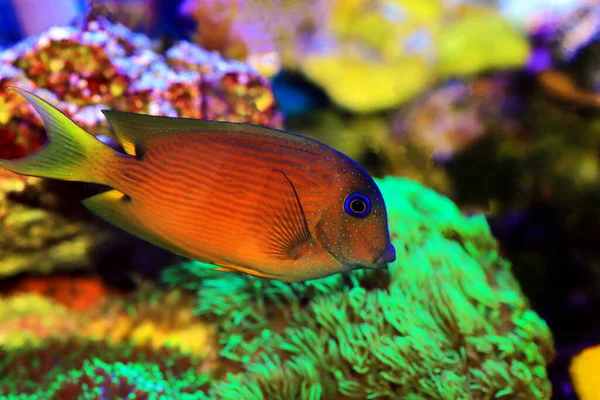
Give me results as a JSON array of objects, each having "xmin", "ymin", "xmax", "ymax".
[
  {"xmin": 0, "ymin": 15, "xmax": 282, "ymax": 278},
  {"xmin": 570, "ymin": 344, "xmax": 600, "ymax": 400},
  {"xmin": 302, "ymin": 53, "xmax": 431, "ymax": 114},
  {"xmin": 0, "ymin": 279, "xmax": 215, "ymax": 358},
  {"xmin": 10, "ymin": 275, "xmax": 110, "ymax": 311},
  {"xmin": 81, "ymin": 285, "xmax": 216, "ymax": 357},
  {"xmin": 0, "ymin": 15, "xmax": 282, "ymax": 137},
  {"xmin": 180, "ymin": 0, "xmax": 316, "ymax": 77},
  {"xmin": 539, "ymin": 69, "xmax": 600, "ymax": 109},
  {"xmin": 393, "ymin": 73, "xmax": 524, "ymax": 164},
  {"xmin": 0, "ymin": 293, "xmax": 78, "ymax": 347},
  {"xmin": 0, "ymin": 171, "xmax": 112, "ymax": 277},
  {"xmin": 163, "ymin": 176, "xmax": 555, "ymax": 399},
  {"xmin": 0, "ymin": 337, "xmax": 211, "ymax": 398},
  {"xmin": 445, "ymin": 76, "xmax": 600, "ymax": 273},
  {"xmin": 436, "ymin": 7, "xmax": 530, "ymax": 77},
  {"xmin": 275, "ymin": 0, "xmax": 531, "ymax": 112},
  {"xmin": 48, "ymin": 358, "xmax": 211, "ymax": 400},
  {"xmin": 1, "ymin": 177, "xmax": 555, "ymax": 398},
  {"xmin": 182, "ymin": 0, "xmax": 248, "ymax": 60}
]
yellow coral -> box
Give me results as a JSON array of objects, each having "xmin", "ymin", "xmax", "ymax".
[
  {"xmin": 571, "ymin": 345, "xmax": 600, "ymax": 400},
  {"xmin": 0, "ymin": 293, "xmax": 78, "ymax": 347},
  {"xmin": 302, "ymin": 55, "xmax": 430, "ymax": 113},
  {"xmin": 80, "ymin": 288, "xmax": 216, "ymax": 357},
  {"xmin": 436, "ymin": 7, "xmax": 530, "ymax": 77},
  {"xmin": 300, "ymin": 0, "xmax": 529, "ymax": 112},
  {"xmin": 0, "ymin": 99, "xmax": 9, "ymax": 124},
  {"xmin": 330, "ymin": 0, "xmax": 442, "ymax": 56},
  {"xmin": 302, "ymin": 0, "xmax": 441, "ymax": 112}
]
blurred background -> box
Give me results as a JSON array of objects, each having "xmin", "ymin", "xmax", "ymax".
[{"xmin": 0, "ymin": 0, "xmax": 600, "ymax": 398}]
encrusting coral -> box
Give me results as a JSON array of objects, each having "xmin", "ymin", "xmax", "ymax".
[
  {"xmin": 0, "ymin": 293, "xmax": 78, "ymax": 347},
  {"xmin": 0, "ymin": 337, "xmax": 211, "ymax": 399},
  {"xmin": 181, "ymin": 0, "xmax": 529, "ymax": 113},
  {"xmin": 0, "ymin": 171, "xmax": 112, "ymax": 278},
  {"xmin": 0, "ymin": 288, "xmax": 218, "ymax": 398},
  {"xmin": 0, "ymin": 282, "xmax": 215, "ymax": 356},
  {"xmin": 162, "ymin": 176, "xmax": 556, "ymax": 399},
  {"xmin": 81, "ymin": 284, "xmax": 216, "ymax": 356},
  {"xmin": 300, "ymin": 0, "xmax": 529, "ymax": 113},
  {"xmin": 9, "ymin": 275, "xmax": 110, "ymax": 311},
  {"xmin": 0, "ymin": 176, "xmax": 555, "ymax": 398}
]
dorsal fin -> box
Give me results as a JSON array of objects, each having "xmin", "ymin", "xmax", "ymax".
[
  {"xmin": 101, "ymin": 110, "xmax": 303, "ymax": 158},
  {"xmin": 101, "ymin": 110, "xmax": 201, "ymax": 157}
]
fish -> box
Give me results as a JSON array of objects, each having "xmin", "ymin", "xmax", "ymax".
[{"xmin": 0, "ymin": 87, "xmax": 396, "ymax": 282}]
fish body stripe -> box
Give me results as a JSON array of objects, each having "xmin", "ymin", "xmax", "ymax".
[{"xmin": 113, "ymin": 132, "xmax": 336, "ymax": 274}]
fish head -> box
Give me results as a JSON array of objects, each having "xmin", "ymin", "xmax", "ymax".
[{"xmin": 314, "ymin": 163, "xmax": 395, "ymax": 270}]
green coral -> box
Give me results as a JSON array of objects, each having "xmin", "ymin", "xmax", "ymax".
[
  {"xmin": 162, "ymin": 176, "xmax": 555, "ymax": 399},
  {"xmin": 0, "ymin": 337, "xmax": 211, "ymax": 399}
]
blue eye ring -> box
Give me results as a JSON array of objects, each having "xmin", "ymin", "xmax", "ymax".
[{"xmin": 344, "ymin": 193, "xmax": 371, "ymax": 218}]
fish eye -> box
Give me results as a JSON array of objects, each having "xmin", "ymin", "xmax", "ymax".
[{"xmin": 344, "ymin": 193, "xmax": 371, "ymax": 218}]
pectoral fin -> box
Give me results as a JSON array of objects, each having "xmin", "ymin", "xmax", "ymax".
[{"xmin": 255, "ymin": 169, "xmax": 313, "ymax": 261}]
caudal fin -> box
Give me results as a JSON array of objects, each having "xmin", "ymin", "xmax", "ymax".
[{"xmin": 0, "ymin": 87, "xmax": 115, "ymax": 184}]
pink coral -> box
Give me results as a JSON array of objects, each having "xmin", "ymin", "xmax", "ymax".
[{"xmin": 0, "ymin": 15, "xmax": 283, "ymax": 158}]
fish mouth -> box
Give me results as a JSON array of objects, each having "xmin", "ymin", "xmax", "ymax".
[
  {"xmin": 359, "ymin": 243, "xmax": 397, "ymax": 270},
  {"xmin": 339, "ymin": 244, "xmax": 397, "ymax": 271},
  {"xmin": 329, "ymin": 243, "xmax": 396, "ymax": 271},
  {"xmin": 375, "ymin": 243, "xmax": 396, "ymax": 265}
]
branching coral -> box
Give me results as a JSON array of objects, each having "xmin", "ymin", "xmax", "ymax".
[{"xmin": 163, "ymin": 176, "xmax": 555, "ymax": 399}]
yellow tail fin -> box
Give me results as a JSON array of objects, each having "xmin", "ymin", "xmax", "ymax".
[{"xmin": 0, "ymin": 87, "xmax": 116, "ymax": 184}]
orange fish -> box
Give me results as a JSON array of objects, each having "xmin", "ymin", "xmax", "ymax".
[{"xmin": 0, "ymin": 87, "xmax": 395, "ymax": 282}]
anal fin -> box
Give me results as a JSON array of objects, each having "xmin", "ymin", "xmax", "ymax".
[
  {"xmin": 212, "ymin": 261, "xmax": 281, "ymax": 280},
  {"xmin": 212, "ymin": 266, "xmax": 237, "ymax": 273},
  {"xmin": 82, "ymin": 190, "xmax": 193, "ymax": 258}
]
